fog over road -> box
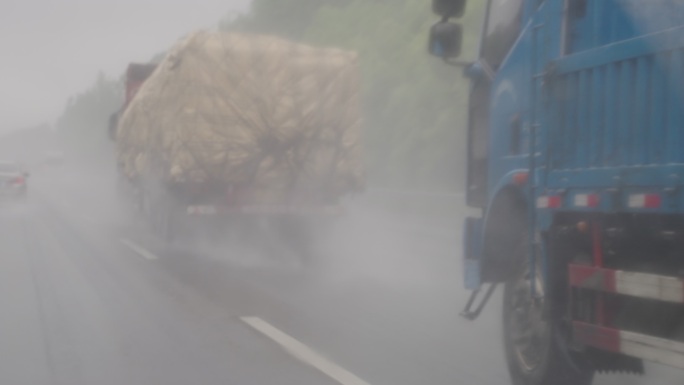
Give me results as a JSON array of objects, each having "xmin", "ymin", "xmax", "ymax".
[{"xmin": 0, "ymin": 164, "xmax": 679, "ymax": 385}]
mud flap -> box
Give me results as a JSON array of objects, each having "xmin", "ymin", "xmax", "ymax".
[{"xmin": 463, "ymin": 216, "xmax": 484, "ymax": 290}]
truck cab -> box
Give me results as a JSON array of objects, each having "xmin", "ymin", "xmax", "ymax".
[
  {"xmin": 430, "ymin": 0, "xmax": 684, "ymax": 383},
  {"xmin": 108, "ymin": 63, "xmax": 157, "ymax": 140}
]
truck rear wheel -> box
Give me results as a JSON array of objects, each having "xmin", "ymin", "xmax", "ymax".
[{"xmin": 503, "ymin": 237, "xmax": 594, "ymax": 385}]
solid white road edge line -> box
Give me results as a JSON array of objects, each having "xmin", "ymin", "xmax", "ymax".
[
  {"xmin": 240, "ymin": 316, "xmax": 372, "ymax": 385},
  {"xmin": 120, "ymin": 238, "xmax": 158, "ymax": 261}
]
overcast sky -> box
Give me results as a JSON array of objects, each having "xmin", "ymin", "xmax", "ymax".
[{"xmin": 0, "ymin": 0, "xmax": 250, "ymax": 133}]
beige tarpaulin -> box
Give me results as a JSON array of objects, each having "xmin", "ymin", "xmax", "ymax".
[{"xmin": 117, "ymin": 30, "xmax": 364, "ymax": 204}]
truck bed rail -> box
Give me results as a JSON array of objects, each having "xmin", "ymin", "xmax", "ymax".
[{"xmin": 550, "ymin": 26, "xmax": 684, "ymax": 171}]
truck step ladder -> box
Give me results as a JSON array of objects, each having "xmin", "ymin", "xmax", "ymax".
[{"xmin": 460, "ymin": 283, "xmax": 498, "ymax": 321}]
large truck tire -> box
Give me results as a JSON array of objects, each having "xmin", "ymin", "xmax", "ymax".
[{"xmin": 502, "ymin": 233, "xmax": 594, "ymax": 385}]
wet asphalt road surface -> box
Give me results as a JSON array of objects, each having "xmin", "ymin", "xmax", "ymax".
[{"xmin": 0, "ymin": 165, "xmax": 680, "ymax": 385}]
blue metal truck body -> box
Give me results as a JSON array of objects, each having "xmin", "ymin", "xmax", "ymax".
[
  {"xmin": 431, "ymin": 0, "xmax": 684, "ymax": 381},
  {"xmin": 465, "ymin": 0, "xmax": 684, "ymax": 284}
]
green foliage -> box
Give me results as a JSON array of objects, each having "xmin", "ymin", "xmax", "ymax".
[
  {"xmin": 304, "ymin": 0, "xmax": 485, "ymax": 189},
  {"xmin": 222, "ymin": 0, "xmax": 486, "ymax": 189},
  {"xmin": 56, "ymin": 72, "xmax": 122, "ymax": 164},
  {"xmin": 219, "ymin": 0, "xmax": 350, "ymax": 40}
]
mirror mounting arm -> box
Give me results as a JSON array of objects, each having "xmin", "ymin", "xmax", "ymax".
[
  {"xmin": 443, "ymin": 58, "xmax": 473, "ymax": 68},
  {"xmin": 461, "ymin": 60, "xmax": 495, "ymax": 81},
  {"xmin": 477, "ymin": 60, "xmax": 495, "ymax": 81}
]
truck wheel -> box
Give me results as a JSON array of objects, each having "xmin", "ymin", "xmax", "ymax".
[{"xmin": 503, "ymin": 238, "xmax": 594, "ymax": 385}]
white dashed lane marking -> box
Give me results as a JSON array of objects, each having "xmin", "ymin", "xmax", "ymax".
[
  {"xmin": 120, "ymin": 238, "xmax": 158, "ymax": 261},
  {"xmin": 241, "ymin": 316, "xmax": 372, "ymax": 385}
]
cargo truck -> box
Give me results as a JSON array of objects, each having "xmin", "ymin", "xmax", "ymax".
[
  {"xmin": 109, "ymin": 63, "xmax": 156, "ymax": 141},
  {"xmin": 110, "ymin": 31, "xmax": 364, "ymax": 255},
  {"xmin": 429, "ymin": 0, "xmax": 684, "ymax": 384}
]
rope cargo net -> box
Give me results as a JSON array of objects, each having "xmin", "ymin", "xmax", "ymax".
[{"xmin": 117, "ymin": 30, "xmax": 364, "ymax": 204}]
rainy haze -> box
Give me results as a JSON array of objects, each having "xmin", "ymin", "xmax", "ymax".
[{"xmin": 0, "ymin": 1, "xmax": 682, "ymax": 385}]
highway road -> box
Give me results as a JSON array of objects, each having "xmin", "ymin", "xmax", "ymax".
[{"xmin": 0, "ymin": 165, "xmax": 680, "ymax": 385}]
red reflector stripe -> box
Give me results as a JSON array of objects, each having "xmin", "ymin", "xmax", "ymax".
[
  {"xmin": 573, "ymin": 322, "xmax": 684, "ymax": 369},
  {"xmin": 628, "ymin": 193, "xmax": 661, "ymax": 208},
  {"xmin": 569, "ymin": 264, "xmax": 684, "ymax": 303},
  {"xmin": 568, "ymin": 264, "xmax": 617, "ymax": 292},
  {"xmin": 536, "ymin": 195, "xmax": 562, "ymax": 209},
  {"xmin": 644, "ymin": 194, "xmax": 662, "ymax": 208},
  {"xmin": 513, "ymin": 172, "xmax": 529, "ymax": 185},
  {"xmin": 574, "ymin": 194, "xmax": 599, "ymax": 207},
  {"xmin": 573, "ymin": 322, "xmax": 621, "ymax": 353}
]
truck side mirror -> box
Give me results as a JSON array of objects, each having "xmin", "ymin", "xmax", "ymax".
[
  {"xmin": 432, "ymin": 0, "xmax": 466, "ymax": 18},
  {"xmin": 429, "ymin": 21, "xmax": 463, "ymax": 59}
]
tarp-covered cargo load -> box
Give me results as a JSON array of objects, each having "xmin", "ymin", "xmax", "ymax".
[{"xmin": 117, "ymin": 31, "xmax": 364, "ymax": 204}]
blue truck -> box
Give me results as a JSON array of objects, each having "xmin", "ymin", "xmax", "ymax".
[{"xmin": 429, "ymin": 0, "xmax": 684, "ymax": 384}]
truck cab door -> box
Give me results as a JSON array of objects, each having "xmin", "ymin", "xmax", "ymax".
[
  {"xmin": 466, "ymin": 0, "xmax": 524, "ymax": 208},
  {"xmin": 461, "ymin": 0, "xmax": 526, "ymax": 315},
  {"xmin": 466, "ymin": 68, "xmax": 491, "ymax": 208}
]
